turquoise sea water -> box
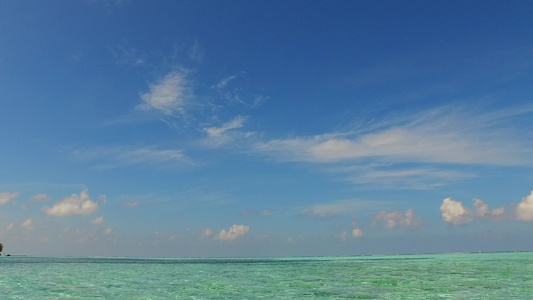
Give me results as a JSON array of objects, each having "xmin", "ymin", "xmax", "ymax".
[{"xmin": 1, "ymin": 252, "xmax": 532, "ymax": 299}]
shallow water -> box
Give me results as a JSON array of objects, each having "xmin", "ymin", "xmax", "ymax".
[{"xmin": 1, "ymin": 252, "xmax": 532, "ymax": 299}]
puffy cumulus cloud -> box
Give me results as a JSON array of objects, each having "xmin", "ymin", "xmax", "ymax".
[
  {"xmin": 42, "ymin": 189, "xmax": 99, "ymax": 217},
  {"xmin": 215, "ymin": 224, "xmax": 250, "ymax": 241},
  {"xmin": 440, "ymin": 197, "xmax": 509, "ymax": 225},
  {"xmin": 473, "ymin": 198, "xmax": 489, "ymax": 217},
  {"xmin": 90, "ymin": 216, "xmax": 105, "ymax": 225},
  {"xmin": 516, "ymin": 191, "xmax": 533, "ymax": 221},
  {"xmin": 21, "ymin": 218, "xmax": 34, "ymax": 230},
  {"xmin": 373, "ymin": 209, "xmax": 423, "ymax": 229},
  {"xmin": 352, "ymin": 228, "xmax": 363, "ymax": 238},
  {"xmin": 0, "ymin": 192, "xmax": 19, "ymax": 205},
  {"xmin": 440, "ymin": 198, "xmax": 474, "ymax": 225},
  {"xmin": 473, "ymin": 198, "xmax": 506, "ymax": 219},
  {"xmin": 32, "ymin": 193, "xmax": 50, "ymax": 202},
  {"xmin": 340, "ymin": 227, "xmax": 363, "ymax": 240},
  {"xmin": 202, "ymin": 228, "xmax": 213, "ymax": 237},
  {"xmin": 138, "ymin": 70, "xmax": 192, "ymax": 115}
]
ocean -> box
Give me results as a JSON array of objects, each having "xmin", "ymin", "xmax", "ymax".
[{"xmin": 1, "ymin": 252, "xmax": 532, "ymax": 299}]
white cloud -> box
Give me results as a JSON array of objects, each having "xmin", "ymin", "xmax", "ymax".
[
  {"xmin": 287, "ymin": 237, "xmax": 294, "ymax": 243},
  {"xmin": 205, "ymin": 116, "xmax": 246, "ymax": 138},
  {"xmin": 6, "ymin": 223, "xmax": 15, "ymax": 231},
  {"xmin": 262, "ymin": 209, "xmax": 272, "ymax": 216},
  {"xmin": 473, "ymin": 198, "xmax": 506, "ymax": 219},
  {"xmin": 347, "ymin": 168, "xmax": 474, "ymax": 190},
  {"xmin": 440, "ymin": 198, "xmax": 474, "ymax": 225},
  {"xmin": 73, "ymin": 146, "xmax": 191, "ymax": 169},
  {"xmin": 103, "ymin": 228, "xmax": 113, "ymax": 235},
  {"xmin": 441, "ymin": 197, "xmax": 509, "ymax": 225},
  {"xmin": 90, "ymin": 216, "xmax": 105, "ymax": 225},
  {"xmin": 216, "ymin": 75, "xmax": 237, "ymax": 89},
  {"xmin": 215, "ymin": 224, "xmax": 250, "ymax": 241},
  {"xmin": 21, "ymin": 218, "xmax": 34, "ymax": 230},
  {"xmin": 32, "ymin": 193, "xmax": 50, "ymax": 202},
  {"xmin": 188, "ymin": 39, "xmax": 203, "ymax": 63},
  {"xmin": 203, "ymin": 116, "xmax": 248, "ymax": 147},
  {"xmin": 373, "ymin": 209, "xmax": 423, "ymax": 229},
  {"xmin": 516, "ymin": 191, "xmax": 533, "ymax": 221},
  {"xmin": 99, "ymin": 195, "xmax": 107, "ymax": 205},
  {"xmin": 254, "ymin": 106, "xmax": 533, "ymax": 166},
  {"xmin": 138, "ymin": 70, "xmax": 192, "ymax": 115},
  {"xmin": 352, "ymin": 228, "xmax": 363, "ymax": 238},
  {"xmin": 122, "ymin": 200, "xmax": 139, "ymax": 207},
  {"xmin": 202, "ymin": 228, "xmax": 213, "ymax": 237},
  {"xmin": 303, "ymin": 199, "xmax": 390, "ymax": 218},
  {"xmin": 253, "ymin": 95, "xmax": 268, "ymax": 106},
  {"xmin": 109, "ymin": 147, "xmax": 188, "ymax": 165},
  {"xmin": 108, "ymin": 45, "xmax": 146, "ymax": 66},
  {"xmin": 341, "ymin": 225, "xmax": 363, "ymax": 239},
  {"xmin": 339, "ymin": 231, "xmax": 348, "ymax": 242},
  {"xmin": 42, "ymin": 189, "xmax": 99, "ymax": 217},
  {"xmin": 0, "ymin": 192, "xmax": 19, "ymax": 205}
]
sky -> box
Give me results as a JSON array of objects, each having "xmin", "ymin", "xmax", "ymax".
[{"xmin": 1, "ymin": 0, "xmax": 533, "ymax": 257}]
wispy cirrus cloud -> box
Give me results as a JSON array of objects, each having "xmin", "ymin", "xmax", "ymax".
[
  {"xmin": 215, "ymin": 75, "xmax": 237, "ymax": 89},
  {"xmin": 188, "ymin": 39, "xmax": 203, "ymax": 63},
  {"xmin": 72, "ymin": 145, "xmax": 192, "ymax": 169},
  {"xmin": 90, "ymin": 216, "xmax": 105, "ymax": 225},
  {"xmin": 204, "ymin": 116, "xmax": 246, "ymax": 138},
  {"xmin": 32, "ymin": 193, "xmax": 51, "ymax": 202},
  {"xmin": 108, "ymin": 45, "xmax": 147, "ymax": 67},
  {"xmin": 202, "ymin": 116, "xmax": 250, "ymax": 147},
  {"xmin": 212, "ymin": 72, "xmax": 268, "ymax": 108},
  {"xmin": 122, "ymin": 200, "xmax": 139, "ymax": 207},
  {"xmin": 254, "ymin": 105, "xmax": 533, "ymax": 189},
  {"xmin": 335, "ymin": 167, "xmax": 475, "ymax": 190},
  {"xmin": 254, "ymin": 106, "xmax": 533, "ymax": 166},
  {"xmin": 302, "ymin": 199, "xmax": 390, "ymax": 218},
  {"xmin": 138, "ymin": 70, "xmax": 193, "ymax": 116}
]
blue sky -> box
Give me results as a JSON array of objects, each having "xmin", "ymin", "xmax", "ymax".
[{"xmin": 1, "ymin": 0, "xmax": 533, "ymax": 257}]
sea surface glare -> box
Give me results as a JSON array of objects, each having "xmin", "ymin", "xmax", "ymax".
[{"xmin": 0, "ymin": 252, "xmax": 532, "ymax": 299}]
